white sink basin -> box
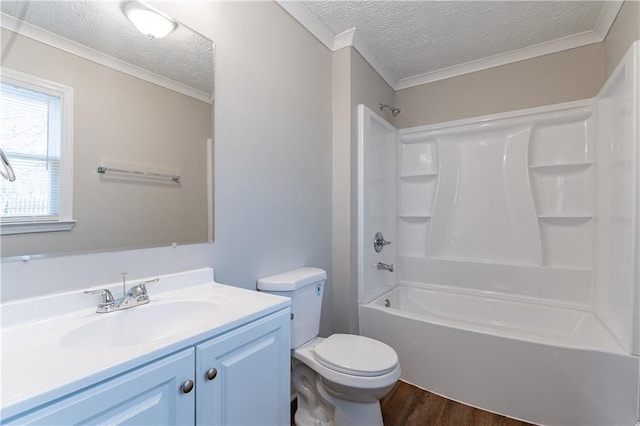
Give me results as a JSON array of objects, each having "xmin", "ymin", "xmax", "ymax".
[{"xmin": 61, "ymin": 300, "xmax": 222, "ymax": 350}]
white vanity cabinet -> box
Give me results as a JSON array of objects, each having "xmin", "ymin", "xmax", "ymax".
[
  {"xmin": 3, "ymin": 309, "xmax": 290, "ymax": 426},
  {"xmin": 196, "ymin": 308, "xmax": 290, "ymax": 425},
  {"xmin": 4, "ymin": 349, "xmax": 196, "ymax": 425}
]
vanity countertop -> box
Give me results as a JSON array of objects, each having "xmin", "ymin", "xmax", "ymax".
[{"xmin": 0, "ymin": 268, "xmax": 290, "ymax": 420}]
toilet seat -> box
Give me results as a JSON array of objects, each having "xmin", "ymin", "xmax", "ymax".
[
  {"xmin": 312, "ymin": 334, "xmax": 398, "ymax": 377},
  {"xmin": 294, "ymin": 336, "xmax": 401, "ymax": 390}
]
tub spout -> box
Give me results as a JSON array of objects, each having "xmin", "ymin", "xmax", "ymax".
[{"xmin": 377, "ymin": 262, "xmax": 394, "ymax": 272}]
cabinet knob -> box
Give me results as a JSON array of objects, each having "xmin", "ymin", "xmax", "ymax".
[
  {"xmin": 206, "ymin": 368, "xmax": 218, "ymax": 381},
  {"xmin": 181, "ymin": 379, "xmax": 194, "ymax": 394}
]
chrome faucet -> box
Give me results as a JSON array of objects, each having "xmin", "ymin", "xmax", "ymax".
[
  {"xmin": 377, "ymin": 262, "xmax": 394, "ymax": 272},
  {"xmin": 84, "ymin": 274, "xmax": 159, "ymax": 313}
]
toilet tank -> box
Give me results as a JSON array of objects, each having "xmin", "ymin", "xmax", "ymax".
[{"xmin": 257, "ymin": 267, "xmax": 327, "ymax": 348}]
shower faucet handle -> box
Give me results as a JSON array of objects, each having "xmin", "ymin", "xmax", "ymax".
[{"xmin": 373, "ymin": 232, "xmax": 392, "ymax": 253}]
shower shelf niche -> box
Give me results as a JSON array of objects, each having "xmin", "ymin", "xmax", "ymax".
[
  {"xmin": 539, "ymin": 215, "xmax": 593, "ymax": 269},
  {"xmin": 537, "ymin": 216, "xmax": 592, "ymax": 220},
  {"xmin": 397, "ymin": 216, "xmax": 431, "ymax": 257},
  {"xmin": 399, "ymin": 140, "xmax": 438, "ymax": 177},
  {"xmin": 542, "ymin": 265, "xmax": 592, "ymax": 271},
  {"xmin": 399, "ymin": 173, "xmax": 438, "ymax": 179},
  {"xmin": 530, "ymin": 159, "xmax": 594, "ymax": 218},
  {"xmin": 529, "ymin": 162, "xmax": 593, "ymax": 171},
  {"xmin": 398, "ymin": 175, "xmax": 438, "ymax": 218}
]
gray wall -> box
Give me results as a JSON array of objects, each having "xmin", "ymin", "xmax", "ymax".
[
  {"xmin": 604, "ymin": 0, "xmax": 640, "ymax": 79},
  {"xmin": 394, "ymin": 43, "xmax": 603, "ymax": 128},
  {"xmin": 156, "ymin": 1, "xmax": 334, "ymax": 334},
  {"xmin": 1, "ymin": 29, "xmax": 211, "ymax": 257},
  {"xmin": 331, "ymin": 48, "xmax": 352, "ymax": 334}
]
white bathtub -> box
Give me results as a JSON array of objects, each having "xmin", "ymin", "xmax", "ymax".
[{"xmin": 359, "ymin": 285, "xmax": 639, "ymax": 426}]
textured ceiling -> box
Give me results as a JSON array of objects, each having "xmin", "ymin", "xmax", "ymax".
[
  {"xmin": 1, "ymin": 1, "xmax": 214, "ymax": 97},
  {"xmin": 2, "ymin": 1, "xmax": 614, "ymax": 94},
  {"xmin": 302, "ymin": 1, "xmax": 606, "ymax": 81}
]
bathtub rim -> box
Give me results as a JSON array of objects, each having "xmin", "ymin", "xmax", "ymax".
[
  {"xmin": 398, "ymin": 279, "xmax": 593, "ymax": 311},
  {"xmin": 363, "ymin": 282, "xmax": 629, "ymax": 356}
]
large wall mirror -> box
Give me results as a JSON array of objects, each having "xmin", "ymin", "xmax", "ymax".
[{"xmin": 0, "ymin": 1, "xmax": 214, "ymax": 258}]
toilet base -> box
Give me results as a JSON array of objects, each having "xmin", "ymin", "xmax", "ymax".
[
  {"xmin": 293, "ymin": 364, "xmax": 334, "ymax": 426},
  {"xmin": 292, "ymin": 363, "xmax": 385, "ymax": 426},
  {"xmin": 318, "ymin": 381, "xmax": 384, "ymax": 426},
  {"xmin": 294, "ymin": 393, "xmax": 383, "ymax": 426}
]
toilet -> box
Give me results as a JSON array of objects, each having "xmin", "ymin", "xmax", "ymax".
[{"xmin": 257, "ymin": 267, "xmax": 401, "ymax": 426}]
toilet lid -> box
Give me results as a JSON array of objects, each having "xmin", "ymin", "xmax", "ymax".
[{"xmin": 312, "ymin": 334, "xmax": 398, "ymax": 377}]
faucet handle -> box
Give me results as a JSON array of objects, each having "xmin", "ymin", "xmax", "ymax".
[
  {"xmin": 373, "ymin": 232, "xmax": 391, "ymax": 253},
  {"xmin": 84, "ymin": 288, "xmax": 115, "ymax": 305},
  {"xmin": 133, "ymin": 278, "xmax": 159, "ymax": 297}
]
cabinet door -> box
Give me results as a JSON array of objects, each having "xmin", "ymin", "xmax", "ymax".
[
  {"xmin": 6, "ymin": 349, "xmax": 195, "ymax": 426},
  {"xmin": 196, "ymin": 310, "xmax": 290, "ymax": 426}
]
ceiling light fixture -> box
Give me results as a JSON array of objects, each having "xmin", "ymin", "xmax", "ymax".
[{"xmin": 124, "ymin": 2, "xmax": 176, "ymax": 40}]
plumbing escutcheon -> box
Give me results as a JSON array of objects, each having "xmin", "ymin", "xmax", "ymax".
[{"xmin": 373, "ymin": 232, "xmax": 391, "ymax": 253}]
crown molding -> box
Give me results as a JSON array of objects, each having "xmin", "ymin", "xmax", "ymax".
[
  {"xmin": 395, "ymin": 30, "xmax": 603, "ymax": 90},
  {"xmin": 337, "ymin": 27, "xmax": 398, "ymax": 89},
  {"xmin": 278, "ymin": 1, "xmax": 620, "ymax": 91},
  {"xmin": 333, "ymin": 27, "xmax": 355, "ymax": 51},
  {"xmin": 593, "ymin": 0, "xmax": 623, "ymax": 39},
  {"xmin": 0, "ymin": 13, "xmax": 212, "ymax": 103},
  {"xmin": 275, "ymin": 1, "xmax": 397, "ymax": 89},
  {"xmin": 276, "ymin": 0, "xmax": 335, "ymax": 50}
]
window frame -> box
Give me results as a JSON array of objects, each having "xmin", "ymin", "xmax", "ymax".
[{"xmin": 1, "ymin": 67, "xmax": 75, "ymax": 235}]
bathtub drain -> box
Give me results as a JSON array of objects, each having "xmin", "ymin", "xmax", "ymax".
[{"xmin": 384, "ymin": 299, "xmax": 391, "ymax": 308}]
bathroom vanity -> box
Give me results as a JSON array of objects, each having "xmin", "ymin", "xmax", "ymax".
[{"xmin": 0, "ymin": 268, "xmax": 291, "ymax": 425}]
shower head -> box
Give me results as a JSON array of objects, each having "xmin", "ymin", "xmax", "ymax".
[{"xmin": 379, "ymin": 103, "xmax": 400, "ymax": 117}]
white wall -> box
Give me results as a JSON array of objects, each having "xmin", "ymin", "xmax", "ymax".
[
  {"xmin": 1, "ymin": 1, "xmax": 334, "ymax": 336},
  {"xmin": 595, "ymin": 41, "xmax": 640, "ymax": 355}
]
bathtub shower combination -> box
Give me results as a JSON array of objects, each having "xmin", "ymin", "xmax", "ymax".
[{"xmin": 357, "ymin": 42, "xmax": 640, "ymax": 426}]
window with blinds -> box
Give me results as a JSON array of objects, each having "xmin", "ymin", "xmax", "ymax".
[{"xmin": 0, "ymin": 68, "xmax": 75, "ymax": 235}]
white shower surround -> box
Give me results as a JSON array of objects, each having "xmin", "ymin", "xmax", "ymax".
[{"xmin": 357, "ymin": 41, "xmax": 640, "ymax": 425}]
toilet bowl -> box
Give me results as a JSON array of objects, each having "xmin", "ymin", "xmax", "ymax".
[
  {"xmin": 257, "ymin": 268, "xmax": 401, "ymax": 426},
  {"xmin": 293, "ymin": 335, "xmax": 401, "ymax": 425}
]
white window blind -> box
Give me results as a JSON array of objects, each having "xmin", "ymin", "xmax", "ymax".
[{"xmin": 0, "ymin": 68, "xmax": 75, "ymax": 234}]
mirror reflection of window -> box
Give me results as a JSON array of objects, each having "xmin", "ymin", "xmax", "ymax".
[{"xmin": 0, "ymin": 68, "xmax": 74, "ymax": 235}]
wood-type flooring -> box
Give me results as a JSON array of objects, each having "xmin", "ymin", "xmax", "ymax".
[
  {"xmin": 291, "ymin": 380, "xmax": 535, "ymax": 425},
  {"xmin": 380, "ymin": 381, "xmax": 534, "ymax": 426}
]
